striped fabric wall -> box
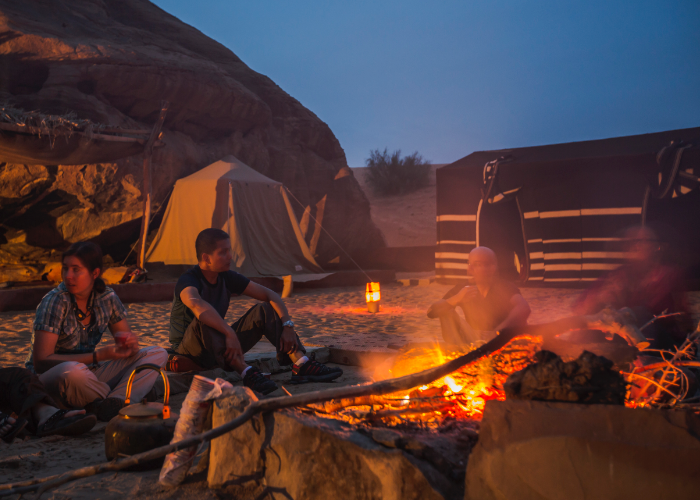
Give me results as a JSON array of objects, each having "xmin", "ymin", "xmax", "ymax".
[
  {"xmin": 435, "ymin": 166, "xmax": 482, "ymax": 283},
  {"xmin": 435, "ymin": 213, "xmax": 477, "ymax": 281},
  {"xmin": 436, "ymin": 154, "xmax": 653, "ymax": 285},
  {"xmin": 522, "ymin": 207, "xmax": 642, "ymax": 283}
]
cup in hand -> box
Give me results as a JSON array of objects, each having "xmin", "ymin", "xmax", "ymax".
[{"xmin": 114, "ymin": 331, "xmax": 130, "ymax": 349}]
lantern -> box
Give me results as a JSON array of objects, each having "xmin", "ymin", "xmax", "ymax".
[{"xmin": 366, "ymin": 282, "xmax": 380, "ymax": 313}]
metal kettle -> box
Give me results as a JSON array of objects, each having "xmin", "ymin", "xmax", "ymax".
[{"xmin": 105, "ymin": 364, "xmax": 179, "ymax": 470}]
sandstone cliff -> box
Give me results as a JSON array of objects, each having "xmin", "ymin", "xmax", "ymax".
[{"xmin": 0, "ymin": 0, "xmax": 383, "ymax": 279}]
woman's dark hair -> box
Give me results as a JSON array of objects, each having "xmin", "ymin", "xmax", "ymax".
[{"xmin": 62, "ymin": 242, "xmax": 106, "ymax": 293}]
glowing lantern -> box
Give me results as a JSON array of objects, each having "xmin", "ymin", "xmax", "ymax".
[{"xmin": 366, "ymin": 282, "xmax": 380, "ymax": 313}]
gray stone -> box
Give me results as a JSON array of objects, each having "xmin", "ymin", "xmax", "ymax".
[
  {"xmin": 466, "ymin": 399, "xmax": 700, "ymax": 500},
  {"xmin": 209, "ymin": 387, "xmax": 460, "ymax": 499}
]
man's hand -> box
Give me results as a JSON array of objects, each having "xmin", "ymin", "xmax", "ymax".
[
  {"xmin": 96, "ymin": 345, "xmax": 133, "ymax": 361},
  {"xmin": 114, "ymin": 331, "xmax": 139, "ymax": 357},
  {"xmin": 279, "ymin": 326, "xmax": 298, "ymax": 354},
  {"xmin": 224, "ymin": 333, "xmax": 244, "ymax": 367}
]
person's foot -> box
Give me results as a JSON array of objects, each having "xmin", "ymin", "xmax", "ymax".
[
  {"xmin": 166, "ymin": 353, "xmax": 204, "ymax": 373},
  {"xmin": 291, "ymin": 361, "xmax": 343, "ymax": 384},
  {"xmin": 0, "ymin": 412, "xmax": 27, "ymax": 444},
  {"xmin": 243, "ymin": 366, "xmax": 278, "ymax": 395},
  {"xmin": 36, "ymin": 409, "xmax": 97, "ymax": 438},
  {"xmin": 84, "ymin": 397, "xmax": 125, "ymax": 422}
]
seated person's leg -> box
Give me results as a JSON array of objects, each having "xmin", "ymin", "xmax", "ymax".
[
  {"xmin": 233, "ymin": 302, "xmax": 343, "ymax": 384},
  {"xmin": 438, "ymin": 308, "xmax": 477, "ymax": 345},
  {"xmin": 98, "ymin": 346, "xmax": 169, "ymax": 403},
  {"xmin": 0, "ymin": 367, "xmax": 96, "ymax": 441},
  {"xmin": 38, "ymin": 361, "xmax": 110, "ymax": 410},
  {"xmin": 233, "ymin": 302, "xmax": 305, "ymax": 365},
  {"xmin": 177, "ymin": 318, "xmax": 241, "ymax": 371}
]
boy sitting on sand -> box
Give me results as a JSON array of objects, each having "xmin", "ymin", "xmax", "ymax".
[
  {"xmin": 168, "ymin": 228, "xmax": 342, "ymax": 395},
  {"xmin": 427, "ymin": 246, "xmax": 531, "ymax": 344}
]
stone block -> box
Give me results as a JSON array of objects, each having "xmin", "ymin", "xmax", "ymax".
[
  {"xmin": 466, "ymin": 399, "xmax": 700, "ymax": 500},
  {"xmin": 209, "ymin": 387, "xmax": 459, "ymax": 499}
]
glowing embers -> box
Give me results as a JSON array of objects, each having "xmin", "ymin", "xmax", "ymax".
[
  {"xmin": 314, "ymin": 336, "xmax": 543, "ymax": 429},
  {"xmin": 366, "ymin": 282, "xmax": 381, "ymax": 313}
]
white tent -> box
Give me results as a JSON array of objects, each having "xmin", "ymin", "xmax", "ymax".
[{"xmin": 146, "ymin": 155, "xmax": 322, "ymax": 276}]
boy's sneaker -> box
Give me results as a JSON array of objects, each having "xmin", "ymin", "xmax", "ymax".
[
  {"xmin": 243, "ymin": 366, "xmax": 278, "ymax": 395},
  {"xmin": 291, "ymin": 361, "xmax": 343, "ymax": 384}
]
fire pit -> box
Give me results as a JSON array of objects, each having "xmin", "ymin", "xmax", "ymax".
[
  {"xmin": 207, "ymin": 337, "xmax": 544, "ymax": 499},
  {"xmin": 311, "ymin": 336, "xmax": 542, "ymax": 427}
]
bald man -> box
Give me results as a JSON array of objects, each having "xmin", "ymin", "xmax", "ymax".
[{"xmin": 428, "ymin": 247, "xmax": 531, "ymax": 344}]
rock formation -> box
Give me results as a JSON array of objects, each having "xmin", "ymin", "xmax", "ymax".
[{"xmin": 0, "ymin": 0, "xmax": 384, "ymax": 277}]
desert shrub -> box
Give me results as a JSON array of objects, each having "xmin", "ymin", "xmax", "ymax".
[{"xmin": 365, "ymin": 149, "xmax": 431, "ymax": 195}]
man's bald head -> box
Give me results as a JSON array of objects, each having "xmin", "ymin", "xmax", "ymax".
[
  {"xmin": 468, "ymin": 246, "xmax": 498, "ymax": 285},
  {"xmin": 469, "ymin": 246, "xmax": 497, "ymax": 263}
]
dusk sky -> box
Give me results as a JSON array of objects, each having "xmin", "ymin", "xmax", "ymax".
[{"xmin": 153, "ymin": 0, "xmax": 700, "ymax": 167}]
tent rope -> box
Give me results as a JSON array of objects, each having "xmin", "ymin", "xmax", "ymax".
[{"xmin": 284, "ymin": 187, "xmax": 373, "ymax": 282}]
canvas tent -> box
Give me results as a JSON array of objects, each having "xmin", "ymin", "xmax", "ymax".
[
  {"xmin": 436, "ymin": 127, "xmax": 700, "ymax": 285},
  {"xmin": 146, "ymin": 155, "xmax": 322, "ymax": 276}
]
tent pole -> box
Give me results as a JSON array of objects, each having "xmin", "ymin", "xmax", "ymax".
[{"xmin": 137, "ymin": 101, "xmax": 169, "ymax": 270}]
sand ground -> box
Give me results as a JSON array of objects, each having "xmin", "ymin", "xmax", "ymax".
[
  {"xmin": 1, "ymin": 284, "xmax": 699, "ymax": 498},
  {"xmin": 0, "ymin": 284, "xmax": 634, "ymax": 369},
  {"xmin": 351, "ymin": 165, "xmax": 443, "ymax": 247}
]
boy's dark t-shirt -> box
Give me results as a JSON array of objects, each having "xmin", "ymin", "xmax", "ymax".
[
  {"xmin": 169, "ymin": 266, "xmax": 250, "ymax": 348},
  {"xmin": 458, "ymin": 279, "xmax": 521, "ymax": 331}
]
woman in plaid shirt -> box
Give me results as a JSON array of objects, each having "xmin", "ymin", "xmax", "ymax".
[{"xmin": 28, "ymin": 242, "xmax": 167, "ymax": 422}]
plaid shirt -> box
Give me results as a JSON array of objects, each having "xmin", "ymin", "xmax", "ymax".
[{"xmin": 26, "ymin": 282, "xmax": 128, "ymax": 368}]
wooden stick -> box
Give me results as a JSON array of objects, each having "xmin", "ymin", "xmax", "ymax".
[
  {"xmin": 0, "ymin": 328, "xmax": 520, "ymax": 498},
  {"xmin": 136, "ymin": 101, "xmax": 169, "ymax": 270}
]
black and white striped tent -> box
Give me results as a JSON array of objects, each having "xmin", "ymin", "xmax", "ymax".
[{"xmin": 436, "ymin": 127, "xmax": 700, "ymax": 285}]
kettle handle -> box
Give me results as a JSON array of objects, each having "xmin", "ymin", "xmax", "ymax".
[{"xmin": 124, "ymin": 363, "xmax": 171, "ymax": 419}]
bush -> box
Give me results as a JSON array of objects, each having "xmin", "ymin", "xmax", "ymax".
[{"xmin": 365, "ymin": 149, "xmax": 431, "ymax": 195}]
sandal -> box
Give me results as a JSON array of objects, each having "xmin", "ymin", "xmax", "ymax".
[
  {"xmin": 36, "ymin": 410, "xmax": 97, "ymax": 438},
  {"xmin": 0, "ymin": 412, "xmax": 28, "ymax": 444}
]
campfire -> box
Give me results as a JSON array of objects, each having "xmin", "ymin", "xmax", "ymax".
[
  {"xmin": 309, "ymin": 336, "xmax": 543, "ymax": 428},
  {"xmin": 307, "ymin": 313, "xmax": 700, "ymax": 429}
]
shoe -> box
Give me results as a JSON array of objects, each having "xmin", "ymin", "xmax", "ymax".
[
  {"xmin": 291, "ymin": 360, "xmax": 343, "ymax": 384},
  {"xmin": 243, "ymin": 366, "xmax": 278, "ymax": 395},
  {"xmin": 0, "ymin": 412, "xmax": 28, "ymax": 444},
  {"xmin": 36, "ymin": 410, "xmax": 97, "ymax": 438},
  {"xmin": 84, "ymin": 397, "xmax": 125, "ymax": 422},
  {"xmin": 166, "ymin": 353, "xmax": 203, "ymax": 373}
]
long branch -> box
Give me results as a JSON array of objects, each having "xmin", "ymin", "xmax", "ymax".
[{"xmin": 0, "ymin": 328, "xmax": 519, "ymax": 498}]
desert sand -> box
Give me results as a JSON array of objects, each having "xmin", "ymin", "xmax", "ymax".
[
  {"xmin": 0, "ymin": 283, "xmax": 614, "ymax": 369},
  {"xmin": 351, "ymin": 165, "xmax": 444, "ymax": 247},
  {"xmin": 1, "ymin": 284, "xmax": 699, "ymax": 499}
]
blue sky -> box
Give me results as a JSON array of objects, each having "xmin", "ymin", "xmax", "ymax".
[{"xmin": 153, "ymin": 0, "xmax": 700, "ymax": 167}]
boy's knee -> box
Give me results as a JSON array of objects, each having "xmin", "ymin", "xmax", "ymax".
[
  {"xmin": 142, "ymin": 346, "xmax": 168, "ymax": 367},
  {"xmin": 258, "ymin": 302, "xmax": 276, "ymax": 319}
]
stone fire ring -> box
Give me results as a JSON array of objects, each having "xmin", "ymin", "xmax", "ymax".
[{"xmin": 208, "ymin": 386, "xmax": 700, "ymax": 500}]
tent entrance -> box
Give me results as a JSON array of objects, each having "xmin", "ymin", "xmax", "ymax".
[{"xmin": 478, "ymin": 197, "xmax": 527, "ymax": 282}]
